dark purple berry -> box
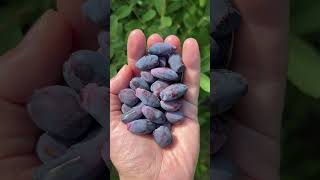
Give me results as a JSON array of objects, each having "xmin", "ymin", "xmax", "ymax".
[
  {"xmin": 121, "ymin": 104, "xmax": 132, "ymax": 113},
  {"xmin": 168, "ymin": 54, "xmax": 184, "ymax": 73},
  {"xmin": 33, "ymin": 131, "xmax": 107, "ymax": 180},
  {"xmin": 148, "ymin": 43, "xmax": 176, "ymax": 56},
  {"xmin": 82, "ymin": 0, "xmax": 109, "ymax": 29},
  {"xmin": 127, "ymin": 119, "xmax": 156, "ymax": 135},
  {"xmin": 130, "ymin": 77, "xmax": 150, "ymax": 90},
  {"xmin": 159, "ymin": 57, "xmax": 167, "ymax": 67},
  {"xmin": 141, "ymin": 71, "xmax": 156, "ymax": 83},
  {"xmin": 165, "ymin": 111, "xmax": 184, "ymax": 124},
  {"xmin": 27, "ymin": 85, "xmax": 92, "ymax": 139},
  {"xmin": 211, "ymin": 69, "xmax": 248, "ymax": 115},
  {"xmin": 135, "ymin": 55, "xmax": 159, "ymax": 71},
  {"xmin": 80, "ymin": 83, "xmax": 109, "ymax": 128},
  {"xmin": 121, "ymin": 103, "xmax": 144, "ymax": 123},
  {"xmin": 135, "ymin": 88, "xmax": 160, "ymax": 107},
  {"xmin": 153, "ymin": 126, "xmax": 172, "ymax": 148},
  {"xmin": 160, "ymin": 83, "xmax": 188, "ymax": 101},
  {"xmin": 150, "ymin": 80, "xmax": 169, "ymax": 97},
  {"xmin": 151, "ymin": 67, "xmax": 179, "ymax": 81},
  {"xmin": 211, "ymin": 0, "xmax": 241, "ymax": 38},
  {"xmin": 118, "ymin": 88, "xmax": 139, "ymax": 106},
  {"xmin": 63, "ymin": 50, "xmax": 108, "ymax": 91},
  {"xmin": 36, "ymin": 133, "xmax": 69, "ymax": 163},
  {"xmin": 142, "ymin": 106, "xmax": 166, "ymax": 124},
  {"xmin": 160, "ymin": 100, "xmax": 182, "ymax": 112}
]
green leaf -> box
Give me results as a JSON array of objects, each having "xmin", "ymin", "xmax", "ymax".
[
  {"xmin": 142, "ymin": 9, "xmax": 156, "ymax": 22},
  {"xmin": 200, "ymin": 73, "xmax": 210, "ymax": 93},
  {"xmin": 115, "ymin": 5, "xmax": 132, "ymax": 19},
  {"xmin": 199, "ymin": 0, "xmax": 207, "ymax": 7},
  {"xmin": 183, "ymin": 13, "xmax": 197, "ymax": 29},
  {"xmin": 290, "ymin": 0, "xmax": 320, "ymax": 34},
  {"xmin": 154, "ymin": 0, "xmax": 166, "ymax": 16},
  {"xmin": 160, "ymin": 16, "xmax": 172, "ymax": 28},
  {"xmin": 125, "ymin": 20, "xmax": 143, "ymax": 31},
  {"xmin": 0, "ymin": 25, "xmax": 22, "ymax": 54},
  {"xmin": 167, "ymin": 1, "xmax": 184, "ymax": 13},
  {"xmin": 288, "ymin": 35, "xmax": 320, "ymax": 98}
]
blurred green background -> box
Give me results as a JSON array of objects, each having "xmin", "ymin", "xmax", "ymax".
[{"xmin": 0, "ymin": 0, "xmax": 319, "ymax": 179}]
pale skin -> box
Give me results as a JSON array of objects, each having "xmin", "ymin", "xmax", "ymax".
[
  {"xmin": 110, "ymin": 30, "xmax": 200, "ymax": 180},
  {"xmin": 0, "ymin": 0, "xmax": 287, "ymax": 180}
]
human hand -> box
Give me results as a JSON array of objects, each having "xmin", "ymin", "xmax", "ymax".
[
  {"xmin": 222, "ymin": 0, "xmax": 288, "ymax": 180},
  {"xmin": 110, "ymin": 29, "xmax": 201, "ymax": 180},
  {"xmin": 0, "ymin": 0, "xmax": 100, "ymax": 179}
]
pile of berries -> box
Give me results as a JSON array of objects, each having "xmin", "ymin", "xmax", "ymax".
[
  {"xmin": 211, "ymin": 0, "xmax": 248, "ymax": 178},
  {"xmin": 27, "ymin": 0, "xmax": 110, "ymax": 179},
  {"xmin": 119, "ymin": 42, "xmax": 187, "ymax": 148}
]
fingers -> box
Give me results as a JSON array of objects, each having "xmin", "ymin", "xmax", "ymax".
[
  {"xmin": 0, "ymin": 10, "xmax": 73, "ymax": 104},
  {"xmin": 227, "ymin": 1, "xmax": 288, "ymax": 179},
  {"xmin": 182, "ymin": 38, "xmax": 200, "ymax": 105},
  {"xmin": 147, "ymin": 33, "xmax": 163, "ymax": 48},
  {"xmin": 164, "ymin": 35, "xmax": 181, "ymax": 54},
  {"xmin": 110, "ymin": 65, "xmax": 132, "ymax": 125},
  {"xmin": 56, "ymin": 0, "xmax": 100, "ymax": 50},
  {"xmin": 127, "ymin": 29, "xmax": 146, "ymax": 74},
  {"xmin": 231, "ymin": 0, "xmax": 288, "ymax": 140},
  {"xmin": 110, "ymin": 65, "xmax": 133, "ymax": 95}
]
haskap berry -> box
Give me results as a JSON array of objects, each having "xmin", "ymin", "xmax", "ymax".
[
  {"xmin": 119, "ymin": 42, "xmax": 188, "ymax": 148},
  {"xmin": 31, "ymin": 0, "xmax": 109, "ymax": 178},
  {"xmin": 211, "ymin": 0, "xmax": 248, "ymax": 178}
]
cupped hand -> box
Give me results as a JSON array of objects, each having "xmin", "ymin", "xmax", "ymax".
[
  {"xmin": 222, "ymin": 0, "xmax": 288, "ymax": 180},
  {"xmin": 110, "ymin": 30, "xmax": 200, "ymax": 180},
  {"xmin": 0, "ymin": 0, "xmax": 99, "ymax": 179}
]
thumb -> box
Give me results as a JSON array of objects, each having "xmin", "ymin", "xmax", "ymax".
[{"xmin": 0, "ymin": 10, "xmax": 73, "ymax": 104}]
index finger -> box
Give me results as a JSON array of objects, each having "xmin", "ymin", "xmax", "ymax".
[{"xmin": 127, "ymin": 29, "xmax": 146, "ymax": 75}]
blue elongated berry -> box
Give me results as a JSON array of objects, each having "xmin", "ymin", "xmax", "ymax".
[
  {"xmin": 141, "ymin": 71, "xmax": 156, "ymax": 83},
  {"xmin": 148, "ymin": 43, "xmax": 176, "ymax": 56},
  {"xmin": 98, "ymin": 31, "xmax": 108, "ymax": 57},
  {"xmin": 127, "ymin": 119, "xmax": 156, "ymax": 135},
  {"xmin": 160, "ymin": 100, "xmax": 182, "ymax": 112},
  {"xmin": 162, "ymin": 123, "xmax": 172, "ymax": 130},
  {"xmin": 82, "ymin": 0, "xmax": 109, "ymax": 29},
  {"xmin": 121, "ymin": 103, "xmax": 144, "ymax": 123},
  {"xmin": 121, "ymin": 104, "xmax": 132, "ymax": 113},
  {"xmin": 118, "ymin": 88, "xmax": 139, "ymax": 106},
  {"xmin": 33, "ymin": 131, "xmax": 107, "ymax": 180},
  {"xmin": 160, "ymin": 83, "xmax": 188, "ymax": 101},
  {"xmin": 63, "ymin": 50, "xmax": 108, "ymax": 91},
  {"xmin": 151, "ymin": 67, "xmax": 179, "ymax": 81},
  {"xmin": 80, "ymin": 83, "xmax": 109, "ymax": 128},
  {"xmin": 159, "ymin": 57, "xmax": 167, "ymax": 67},
  {"xmin": 142, "ymin": 106, "xmax": 166, "ymax": 124},
  {"xmin": 135, "ymin": 55, "xmax": 159, "ymax": 71},
  {"xmin": 153, "ymin": 126, "xmax": 172, "ymax": 148},
  {"xmin": 36, "ymin": 133, "xmax": 69, "ymax": 163},
  {"xmin": 130, "ymin": 77, "xmax": 150, "ymax": 90},
  {"xmin": 135, "ymin": 88, "xmax": 160, "ymax": 107},
  {"xmin": 27, "ymin": 85, "xmax": 92, "ymax": 139},
  {"xmin": 211, "ymin": 69, "xmax": 248, "ymax": 115},
  {"xmin": 150, "ymin": 80, "xmax": 169, "ymax": 97},
  {"xmin": 168, "ymin": 54, "xmax": 184, "ymax": 73},
  {"xmin": 165, "ymin": 111, "xmax": 184, "ymax": 123}
]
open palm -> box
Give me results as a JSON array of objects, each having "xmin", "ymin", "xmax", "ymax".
[{"xmin": 110, "ymin": 30, "xmax": 200, "ymax": 180}]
